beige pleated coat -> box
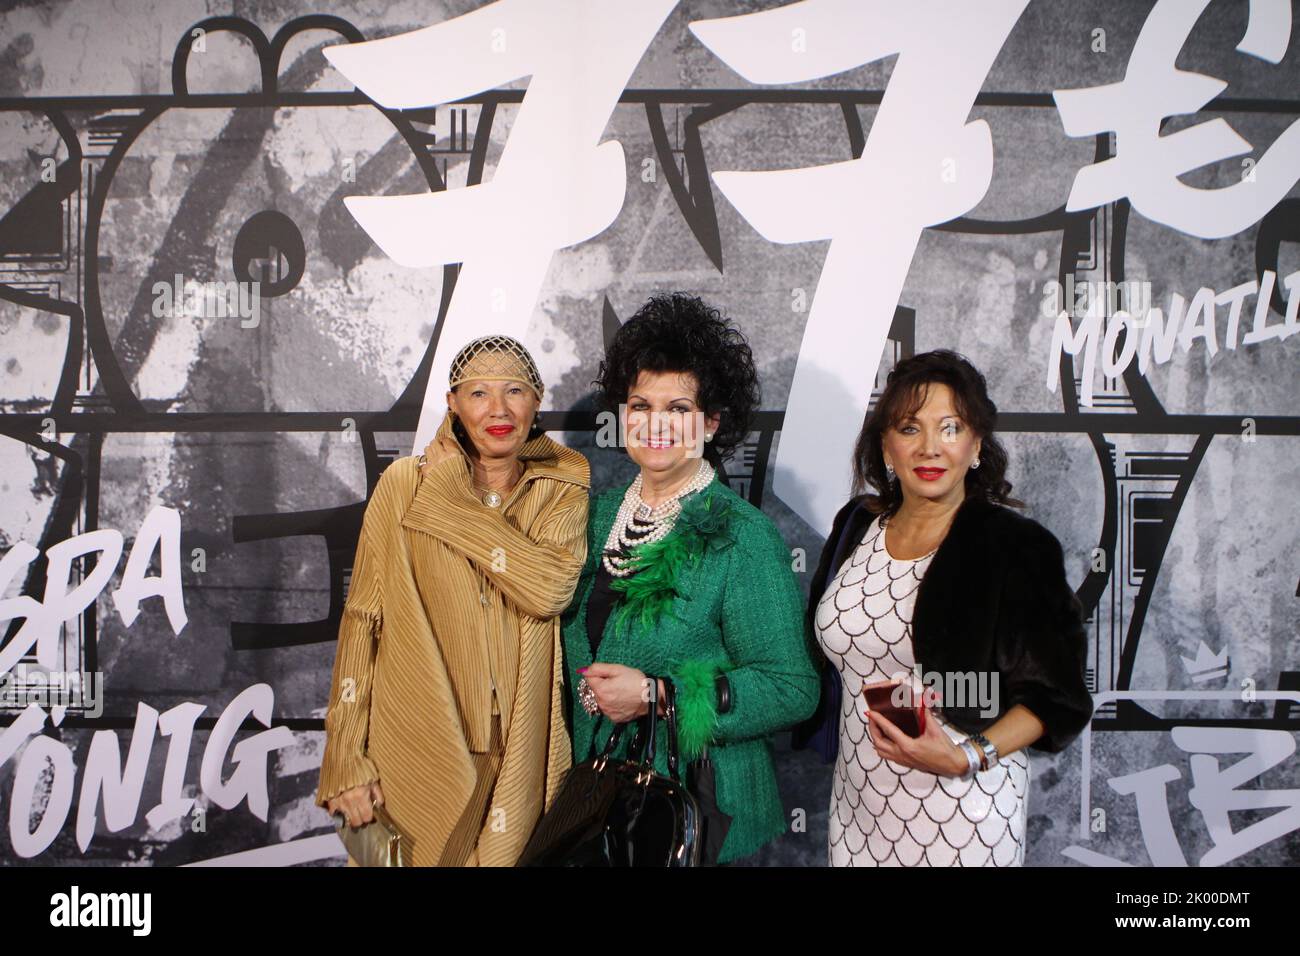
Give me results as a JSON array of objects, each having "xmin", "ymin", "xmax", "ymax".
[{"xmin": 315, "ymin": 414, "xmax": 589, "ymax": 865}]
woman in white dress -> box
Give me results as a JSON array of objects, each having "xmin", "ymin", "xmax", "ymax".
[
  {"xmin": 801, "ymin": 349, "xmax": 1092, "ymax": 867},
  {"xmin": 816, "ymin": 514, "xmax": 1030, "ymax": 866}
]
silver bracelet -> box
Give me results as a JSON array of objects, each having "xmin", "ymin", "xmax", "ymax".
[
  {"xmin": 957, "ymin": 739, "xmax": 982, "ymax": 780},
  {"xmin": 968, "ymin": 732, "xmax": 999, "ymax": 771}
]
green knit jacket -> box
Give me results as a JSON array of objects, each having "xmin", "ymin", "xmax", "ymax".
[{"xmin": 560, "ymin": 474, "xmax": 819, "ymax": 863}]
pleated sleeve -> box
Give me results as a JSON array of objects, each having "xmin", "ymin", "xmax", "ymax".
[{"xmin": 315, "ymin": 466, "xmax": 403, "ymax": 807}]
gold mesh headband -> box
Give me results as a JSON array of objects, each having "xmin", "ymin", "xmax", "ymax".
[{"xmin": 448, "ymin": 334, "xmax": 544, "ymax": 399}]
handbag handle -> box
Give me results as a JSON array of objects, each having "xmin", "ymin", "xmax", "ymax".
[
  {"xmin": 592, "ymin": 676, "xmax": 686, "ymax": 780},
  {"xmin": 594, "ymin": 720, "xmax": 625, "ymax": 768},
  {"xmin": 625, "ymin": 676, "xmax": 686, "ymax": 782},
  {"xmin": 594, "ymin": 715, "xmax": 654, "ymax": 779},
  {"xmin": 662, "ymin": 677, "xmax": 681, "ymax": 781},
  {"xmin": 626, "ymin": 677, "xmax": 658, "ymax": 769}
]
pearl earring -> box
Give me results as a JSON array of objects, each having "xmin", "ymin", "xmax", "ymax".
[
  {"xmin": 885, "ymin": 463, "xmax": 896, "ymax": 481},
  {"xmin": 971, "ymin": 456, "xmax": 981, "ymax": 469}
]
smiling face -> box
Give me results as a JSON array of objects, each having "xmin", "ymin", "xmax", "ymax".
[
  {"xmin": 446, "ymin": 378, "xmax": 540, "ymax": 460},
  {"xmin": 622, "ymin": 369, "xmax": 721, "ymax": 480},
  {"xmin": 880, "ymin": 382, "xmax": 982, "ymax": 508}
]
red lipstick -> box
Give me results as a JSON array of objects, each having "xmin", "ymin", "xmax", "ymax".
[
  {"xmin": 485, "ymin": 424, "xmax": 515, "ymax": 437},
  {"xmin": 913, "ymin": 467, "xmax": 946, "ymax": 481}
]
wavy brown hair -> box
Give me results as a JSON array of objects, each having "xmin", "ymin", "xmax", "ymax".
[{"xmin": 852, "ymin": 349, "xmax": 1022, "ymax": 517}]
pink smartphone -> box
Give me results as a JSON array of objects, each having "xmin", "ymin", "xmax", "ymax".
[{"xmin": 863, "ymin": 679, "xmax": 926, "ymax": 738}]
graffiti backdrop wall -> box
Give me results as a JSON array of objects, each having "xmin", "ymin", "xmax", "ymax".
[{"xmin": 1, "ymin": 0, "xmax": 1298, "ymax": 866}]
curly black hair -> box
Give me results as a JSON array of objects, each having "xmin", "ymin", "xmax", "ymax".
[
  {"xmin": 594, "ymin": 293, "xmax": 760, "ymax": 464},
  {"xmin": 852, "ymin": 349, "xmax": 1022, "ymax": 516}
]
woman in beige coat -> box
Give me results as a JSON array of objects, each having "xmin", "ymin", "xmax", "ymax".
[{"xmin": 315, "ymin": 335, "xmax": 589, "ymax": 866}]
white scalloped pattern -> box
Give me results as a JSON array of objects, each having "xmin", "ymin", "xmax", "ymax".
[{"xmin": 815, "ymin": 515, "xmax": 1029, "ymax": 867}]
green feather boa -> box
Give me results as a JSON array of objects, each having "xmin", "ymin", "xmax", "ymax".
[
  {"xmin": 609, "ymin": 481, "xmax": 737, "ymax": 635},
  {"xmin": 673, "ymin": 657, "xmax": 728, "ymax": 760}
]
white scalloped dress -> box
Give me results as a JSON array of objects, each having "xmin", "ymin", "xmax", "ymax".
[{"xmin": 814, "ymin": 514, "xmax": 1029, "ymax": 867}]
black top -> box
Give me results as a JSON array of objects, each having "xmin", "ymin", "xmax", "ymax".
[
  {"xmin": 586, "ymin": 511, "xmax": 658, "ymax": 656},
  {"xmin": 586, "ymin": 561, "xmax": 622, "ymax": 658}
]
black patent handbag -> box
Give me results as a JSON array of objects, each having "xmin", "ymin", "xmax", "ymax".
[{"xmin": 519, "ymin": 679, "xmax": 703, "ymax": 866}]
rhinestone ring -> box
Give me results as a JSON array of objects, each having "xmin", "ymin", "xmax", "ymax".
[{"xmin": 578, "ymin": 676, "xmax": 600, "ymax": 716}]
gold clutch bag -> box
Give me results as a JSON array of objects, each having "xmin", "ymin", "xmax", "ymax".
[{"xmin": 333, "ymin": 800, "xmax": 414, "ymax": 867}]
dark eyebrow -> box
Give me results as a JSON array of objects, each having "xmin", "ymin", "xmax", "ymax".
[{"xmin": 627, "ymin": 394, "xmax": 695, "ymax": 405}]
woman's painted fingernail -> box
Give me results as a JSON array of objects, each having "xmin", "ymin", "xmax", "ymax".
[{"xmin": 577, "ymin": 667, "xmax": 588, "ymax": 674}]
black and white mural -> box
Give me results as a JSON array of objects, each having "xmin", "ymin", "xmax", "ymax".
[{"xmin": 1, "ymin": 0, "xmax": 1297, "ymax": 866}]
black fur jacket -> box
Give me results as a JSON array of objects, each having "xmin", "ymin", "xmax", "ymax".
[{"xmin": 792, "ymin": 493, "xmax": 1094, "ymax": 760}]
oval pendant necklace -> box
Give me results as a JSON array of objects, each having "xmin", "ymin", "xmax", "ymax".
[{"xmin": 475, "ymin": 461, "xmax": 523, "ymax": 508}]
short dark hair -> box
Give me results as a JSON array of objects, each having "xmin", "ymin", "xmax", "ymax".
[
  {"xmin": 595, "ymin": 293, "xmax": 760, "ymax": 463},
  {"xmin": 852, "ymin": 349, "xmax": 1021, "ymax": 516}
]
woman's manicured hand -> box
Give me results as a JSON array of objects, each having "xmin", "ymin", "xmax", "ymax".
[
  {"xmin": 420, "ymin": 435, "xmax": 461, "ymax": 476},
  {"xmin": 865, "ymin": 706, "xmax": 968, "ymax": 777},
  {"xmin": 582, "ymin": 662, "xmax": 657, "ymax": 723},
  {"xmin": 327, "ymin": 780, "xmax": 385, "ymax": 829}
]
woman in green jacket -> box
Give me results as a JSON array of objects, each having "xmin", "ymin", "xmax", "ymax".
[{"xmin": 561, "ymin": 292, "xmax": 819, "ymax": 864}]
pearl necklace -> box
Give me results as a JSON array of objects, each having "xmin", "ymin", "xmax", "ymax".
[{"xmin": 602, "ymin": 459, "xmax": 715, "ymax": 577}]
